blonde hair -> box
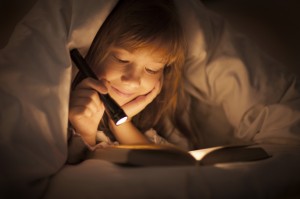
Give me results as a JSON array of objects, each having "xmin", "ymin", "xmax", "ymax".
[{"xmin": 83, "ymin": 0, "xmax": 186, "ymax": 139}]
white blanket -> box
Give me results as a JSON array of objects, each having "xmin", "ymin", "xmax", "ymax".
[{"xmin": 1, "ymin": 0, "xmax": 300, "ymax": 198}]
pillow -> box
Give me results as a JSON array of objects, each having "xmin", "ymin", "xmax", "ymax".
[
  {"xmin": 174, "ymin": 0, "xmax": 300, "ymax": 147},
  {"xmin": 0, "ymin": 0, "xmax": 118, "ymax": 197}
]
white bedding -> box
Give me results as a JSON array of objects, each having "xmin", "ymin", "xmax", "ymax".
[
  {"xmin": 45, "ymin": 144, "xmax": 300, "ymax": 199},
  {"xmin": 1, "ymin": 0, "xmax": 300, "ymax": 198}
]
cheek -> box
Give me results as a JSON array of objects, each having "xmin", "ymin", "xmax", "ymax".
[
  {"xmin": 141, "ymin": 75, "xmax": 161, "ymax": 93},
  {"xmin": 93, "ymin": 63, "xmax": 105, "ymax": 79},
  {"xmin": 94, "ymin": 61, "xmax": 120, "ymax": 80}
]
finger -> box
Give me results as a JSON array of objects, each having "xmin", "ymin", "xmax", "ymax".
[
  {"xmin": 76, "ymin": 78, "xmax": 108, "ymax": 94},
  {"xmin": 69, "ymin": 104, "xmax": 105, "ymax": 125},
  {"xmin": 69, "ymin": 105, "xmax": 94, "ymax": 118},
  {"xmin": 70, "ymin": 97, "xmax": 103, "ymax": 114},
  {"xmin": 122, "ymin": 87, "xmax": 160, "ymax": 117},
  {"xmin": 141, "ymin": 81, "xmax": 161, "ymax": 102},
  {"xmin": 71, "ymin": 89, "xmax": 101, "ymax": 110},
  {"xmin": 122, "ymin": 95, "xmax": 151, "ymax": 118}
]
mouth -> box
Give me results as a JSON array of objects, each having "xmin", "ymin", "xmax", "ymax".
[{"xmin": 111, "ymin": 86, "xmax": 135, "ymax": 98}]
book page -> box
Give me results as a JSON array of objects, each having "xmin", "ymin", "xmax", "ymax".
[
  {"xmin": 88, "ymin": 144, "xmax": 197, "ymax": 166},
  {"xmin": 189, "ymin": 145, "xmax": 270, "ymax": 165},
  {"xmin": 189, "ymin": 146, "xmax": 224, "ymax": 161}
]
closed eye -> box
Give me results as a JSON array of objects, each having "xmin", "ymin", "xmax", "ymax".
[
  {"xmin": 113, "ymin": 55, "xmax": 129, "ymax": 63},
  {"xmin": 145, "ymin": 67, "xmax": 161, "ymax": 74}
]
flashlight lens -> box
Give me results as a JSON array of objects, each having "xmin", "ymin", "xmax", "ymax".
[{"xmin": 116, "ymin": 116, "xmax": 128, "ymax": 125}]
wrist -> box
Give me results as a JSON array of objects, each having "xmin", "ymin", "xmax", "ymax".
[
  {"xmin": 82, "ymin": 134, "xmax": 97, "ymax": 146},
  {"xmin": 108, "ymin": 119, "xmax": 150, "ymax": 145},
  {"xmin": 71, "ymin": 127, "xmax": 97, "ymax": 146},
  {"xmin": 109, "ymin": 118, "xmax": 132, "ymax": 131}
]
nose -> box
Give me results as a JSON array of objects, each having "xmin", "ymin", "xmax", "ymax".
[{"xmin": 121, "ymin": 66, "xmax": 141, "ymax": 88}]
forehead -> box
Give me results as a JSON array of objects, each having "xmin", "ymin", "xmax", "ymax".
[
  {"xmin": 111, "ymin": 46, "xmax": 168, "ymax": 63},
  {"xmin": 113, "ymin": 35, "xmax": 177, "ymax": 65}
]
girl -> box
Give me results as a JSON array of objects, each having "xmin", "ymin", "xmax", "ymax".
[{"xmin": 68, "ymin": 0, "xmax": 187, "ymax": 154}]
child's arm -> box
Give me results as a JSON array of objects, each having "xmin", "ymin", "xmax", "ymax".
[
  {"xmin": 69, "ymin": 78, "xmax": 107, "ymax": 146},
  {"xmin": 109, "ymin": 120, "xmax": 151, "ymax": 144},
  {"xmin": 109, "ymin": 81, "xmax": 162, "ymax": 144}
]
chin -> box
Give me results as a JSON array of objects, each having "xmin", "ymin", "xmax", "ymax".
[
  {"xmin": 109, "ymin": 93, "xmax": 134, "ymax": 106},
  {"xmin": 115, "ymin": 99, "xmax": 130, "ymax": 106}
]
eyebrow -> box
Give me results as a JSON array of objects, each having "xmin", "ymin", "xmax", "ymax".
[
  {"xmin": 111, "ymin": 47, "xmax": 167, "ymax": 65},
  {"xmin": 111, "ymin": 48, "xmax": 131, "ymax": 55}
]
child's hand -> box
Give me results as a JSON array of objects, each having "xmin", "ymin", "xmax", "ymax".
[
  {"xmin": 69, "ymin": 78, "xmax": 107, "ymax": 146},
  {"xmin": 122, "ymin": 79, "xmax": 163, "ymax": 118}
]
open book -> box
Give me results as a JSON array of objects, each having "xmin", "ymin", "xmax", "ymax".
[{"xmin": 87, "ymin": 144, "xmax": 271, "ymax": 166}]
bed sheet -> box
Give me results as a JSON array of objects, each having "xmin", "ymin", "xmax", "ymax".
[{"xmin": 44, "ymin": 144, "xmax": 300, "ymax": 199}]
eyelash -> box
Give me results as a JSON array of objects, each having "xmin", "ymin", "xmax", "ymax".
[
  {"xmin": 113, "ymin": 55, "xmax": 128, "ymax": 63},
  {"xmin": 113, "ymin": 55, "xmax": 160, "ymax": 75},
  {"xmin": 145, "ymin": 68, "xmax": 159, "ymax": 74}
]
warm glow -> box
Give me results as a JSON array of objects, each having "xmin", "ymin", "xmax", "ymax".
[
  {"xmin": 189, "ymin": 146, "xmax": 224, "ymax": 161},
  {"xmin": 116, "ymin": 116, "xmax": 128, "ymax": 125}
]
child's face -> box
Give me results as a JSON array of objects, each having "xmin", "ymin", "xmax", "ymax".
[{"xmin": 94, "ymin": 46, "xmax": 166, "ymax": 106}]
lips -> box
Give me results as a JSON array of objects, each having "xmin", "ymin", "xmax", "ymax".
[{"xmin": 111, "ymin": 86, "xmax": 135, "ymax": 98}]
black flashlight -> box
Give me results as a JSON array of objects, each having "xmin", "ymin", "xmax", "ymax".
[{"xmin": 70, "ymin": 48, "xmax": 128, "ymax": 125}]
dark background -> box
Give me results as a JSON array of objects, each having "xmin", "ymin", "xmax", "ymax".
[
  {"xmin": 1, "ymin": 0, "xmax": 299, "ymax": 73},
  {"xmin": 202, "ymin": 0, "xmax": 300, "ymax": 74}
]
